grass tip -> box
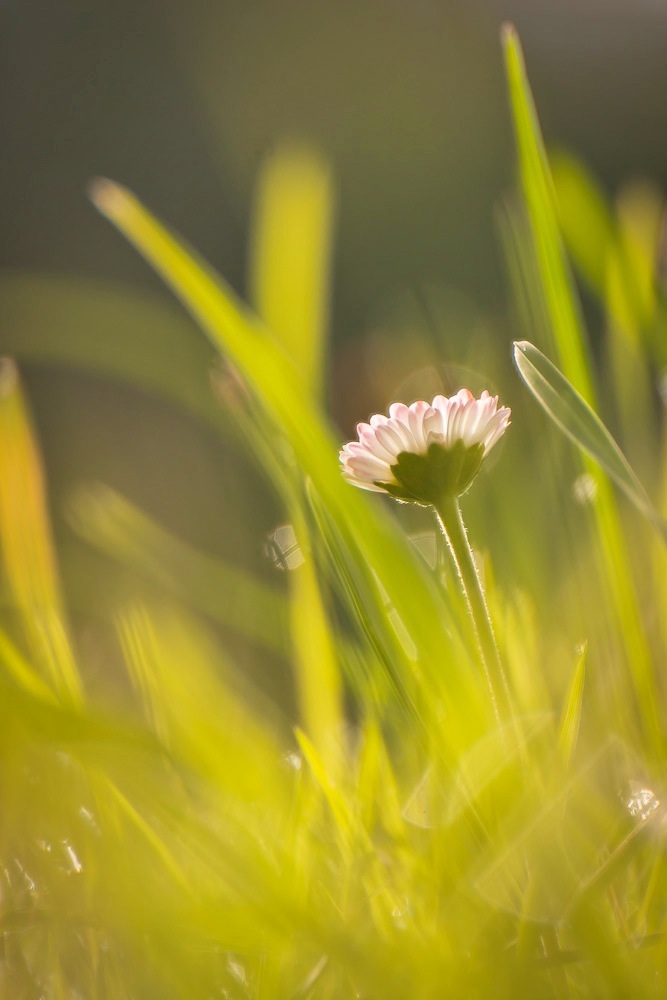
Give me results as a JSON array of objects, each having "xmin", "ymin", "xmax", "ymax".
[
  {"xmin": 0, "ymin": 357, "xmax": 19, "ymax": 398},
  {"xmin": 67, "ymin": 482, "xmax": 117, "ymax": 533},
  {"xmin": 500, "ymin": 22, "xmax": 518, "ymax": 46},
  {"xmin": 88, "ymin": 177, "xmax": 128, "ymax": 218}
]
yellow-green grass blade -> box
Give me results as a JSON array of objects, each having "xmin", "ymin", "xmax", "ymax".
[
  {"xmin": 513, "ymin": 341, "xmax": 666, "ymax": 538},
  {"xmin": 295, "ymin": 727, "xmax": 364, "ymax": 862},
  {"xmin": 552, "ymin": 156, "xmax": 660, "ymax": 340},
  {"xmin": 89, "ymin": 180, "xmax": 473, "ymax": 741},
  {"xmin": 0, "ymin": 627, "xmax": 58, "ymax": 703},
  {"xmin": 0, "ymin": 359, "xmax": 82, "ymax": 702},
  {"xmin": 557, "ymin": 641, "xmax": 587, "ymax": 771},
  {"xmin": 288, "ymin": 512, "xmax": 344, "ymax": 766},
  {"xmin": 550, "ymin": 151, "xmax": 616, "ymax": 299},
  {"xmin": 613, "ymin": 182, "xmax": 662, "ymax": 335},
  {"xmin": 117, "ymin": 603, "xmax": 287, "ymax": 800},
  {"xmin": 0, "ymin": 272, "xmax": 222, "ymax": 432},
  {"xmin": 503, "ymin": 26, "xmax": 663, "ymax": 755},
  {"xmin": 249, "ymin": 143, "xmax": 334, "ymax": 399},
  {"xmin": 503, "ymin": 24, "xmax": 594, "ymax": 402},
  {"xmin": 69, "ymin": 484, "xmax": 289, "ymax": 655},
  {"xmin": 247, "ymin": 143, "xmax": 343, "ymax": 757},
  {"xmin": 605, "ymin": 185, "xmax": 662, "ymax": 487},
  {"xmin": 552, "ymin": 158, "xmax": 658, "ymax": 482}
]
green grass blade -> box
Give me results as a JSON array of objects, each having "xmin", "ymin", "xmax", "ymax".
[
  {"xmin": 247, "ymin": 144, "xmax": 342, "ymax": 756},
  {"xmin": 0, "ymin": 272, "xmax": 221, "ymax": 431},
  {"xmin": 249, "ymin": 143, "xmax": 334, "ymax": 398},
  {"xmin": 550, "ymin": 151, "xmax": 616, "ymax": 298},
  {"xmin": 513, "ymin": 340, "xmax": 666, "ymax": 538},
  {"xmin": 502, "ymin": 23, "xmax": 595, "ymax": 402},
  {"xmin": 287, "ymin": 512, "xmax": 344, "ymax": 766},
  {"xmin": 68, "ymin": 484, "xmax": 290, "ymax": 655},
  {"xmin": 0, "ymin": 359, "xmax": 82, "ymax": 703},
  {"xmin": 551, "ymin": 159, "xmax": 659, "ymax": 484},
  {"xmin": 557, "ymin": 641, "xmax": 587, "ymax": 770}
]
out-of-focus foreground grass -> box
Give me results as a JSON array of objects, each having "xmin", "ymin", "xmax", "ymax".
[{"xmin": 2, "ymin": 26, "xmax": 667, "ymax": 998}]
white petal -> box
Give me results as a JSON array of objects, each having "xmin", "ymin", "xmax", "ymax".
[
  {"xmin": 358, "ymin": 429, "xmax": 396, "ymax": 463},
  {"xmin": 406, "ymin": 400, "xmax": 431, "ymax": 451},
  {"xmin": 369, "ymin": 413, "xmax": 390, "ymax": 429},
  {"xmin": 341, "ymin": 474, "xmax": 388, "ymax": 493},
  {"xmin": 388, "ymin": 402, "xmax": 410, "ymax": 421},
  {"xmin": 345, "ymin": 453, "xmax": 393, "ymax": 481},
  {"xmin": 423, "ymin": 407, "xmax": 446, "ymax": 446},
  {"xmin": 374, "ymin": 421, "xmax": 410, "ymax": 457}
]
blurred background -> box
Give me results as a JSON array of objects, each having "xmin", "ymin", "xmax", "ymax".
[{"xmin": 2, "ymin": 0, "xmax": 667, "ymax": 706}]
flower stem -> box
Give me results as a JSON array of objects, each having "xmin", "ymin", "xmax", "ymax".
[{"xmin": 435, "ymin": 495, "xmax": 511, "ymax": 724}]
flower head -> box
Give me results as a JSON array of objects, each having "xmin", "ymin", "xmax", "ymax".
[{"xmin": 339, "ymin": 389, "xmax": 510, "ymax": 504}]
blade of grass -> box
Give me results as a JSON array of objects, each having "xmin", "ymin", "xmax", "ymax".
[
  {"xmin": 513, "ymin": 340, "xmax": 666, "ymax": 538},
  {"xmin": 550, "ymin": 151, "xmax": 616, "ymax": 298},
  {"xmin": 249, "ymin": 143, "xmax": 334, "ymax": 399},
  {"xmin": 68, "ymin": 484, "xmax": 290, "ymax": 656},
  {"xmin": 116, "ymin": 602, "xmax": 287, "ymax": 799},
  {"xmin": 0, "ymin": 272, "xmax": 222, "ymax": 432},
  {"xmin": 248, "ymin": 144, "xmax": 343, "ymax": 760},
  {"xmin": 503, "ymin": 25, "xmax": 663, "ymax": 755},
  {"xmin": 288, "ymin": 511, "xmax": 344, "ymax": 766},
  {"xmin": 502, "ymin": 24, "xmax": 594, "ymax": 399},
  {"xmin": 0, "ymin": 359, "xmax": 82, "ymax": 702},
  {"xmin": 557, "ymin": 641, "xmax": 587, "ymax": 770}
]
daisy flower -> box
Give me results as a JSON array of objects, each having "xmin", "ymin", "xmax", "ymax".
[{"xmin": 339, "ymin": 389, "xmax": 510, "ymax": 505}]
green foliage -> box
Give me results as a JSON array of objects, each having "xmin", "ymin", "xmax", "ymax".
[
  {"xmin": 512, "ymin": 339, "xmax": 666, "ymax": 538},
  {"xmin": 2, "ymin": 26, "xmax": 667, "ymax": 1000}
]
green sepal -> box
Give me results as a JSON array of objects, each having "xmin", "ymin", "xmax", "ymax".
[{"xmin": 384, "ymin": 441, "xmax": 485, "ymax": 505}]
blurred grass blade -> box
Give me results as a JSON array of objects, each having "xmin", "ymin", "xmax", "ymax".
[
  {"xmin": 513, "ymin": 340, "xmax": 666, "ymax": 538},
  {"xmin": 403, "ymin": 713, "xmax": 550, "ymax": 829},
  {"xmin": 0, "ymin": 358, "xmax": 82, "ymax": 701},
  {"xmin": 249, "ymin": 143, "xmax": 334, "ymax": 398},
  {"xmin": 0, "ymin": 627, "xmax": 58, "ymax": 703},
  {"xmin": 102, "ymin": 776, "xmax": 192, "ymax": 892},
  {"xmin": 295, "ymin": 727, "xmax": 360, "ymax": 859},
  {"xmin": 614, "ymin": 182, "xmax": 662, "ymax": 332},
  {"xmin": 117, "ymin": 603, "xmax": 286, "ymax": 800},
  {"xmin": 288, "ymin": 512, "xmax": 343, "ymax": 764},
  {"xmin": 69, "ymin": 484, "xmax": 289, "ymax": 655},
  {"xmin": 247, "ymin": 143, "xmax": 342, "ymax": 755},
  {"xmin": 0, "ymin": 272, "xmax": 222, "ymax": 432},
  {"xmin": 502, "ymin": 23, "xmax": 594, "ymax": 401},
  {"xmin": 550, "ymin": 151, "xmax": 615, "ymax": 299},
  {"xmin": 557, "ymin": 641, "xmax": 587, "ymax": 770},
  {"xmin": 551, "ymin": 160, "xmax": 658, "ymax": 480},
  {"xmin": 0, "ymin": 359, "xmax": 60, "ymax": 614},
  {"xmin": 89, "ymin": 179, "xmax": 468, "ymax": 737}
]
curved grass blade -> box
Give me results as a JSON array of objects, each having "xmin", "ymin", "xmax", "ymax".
[
  {"xmin": 513, "ymin": 340, "xmax": 667, "ymax": 540},
  {"xmin": 249, "ymin": 143, "xmax": 334, "ymax": 399},
  {"xmin": 502, "ymin": 23, "xmax": 594, "ymax": 401},
  {"xmin": 247, "ymin": 145, "xmax": 342, "ymax": 757},
  {"xmin": 0, "ymin": 272, "xmax": 222, "ymax": 432},
  {"xmin": 557, "ymin": 641, "xmax": 587, "ymax": 771},
  {"xmin": 0, "ymin": 359, "xmax": 82, "ymax": 702},
  {"xmin": 68, "ymin": 484, "xmax": 289, "ymax": 655}
]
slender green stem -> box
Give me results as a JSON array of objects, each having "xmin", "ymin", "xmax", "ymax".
[{"xmin": 435, "ymin": 494, "xmax": 511, "ymax": 723}]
